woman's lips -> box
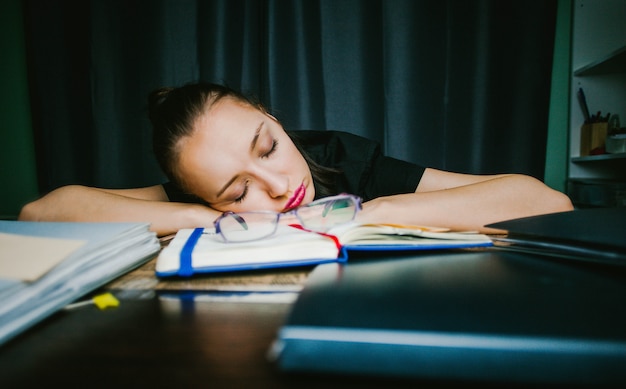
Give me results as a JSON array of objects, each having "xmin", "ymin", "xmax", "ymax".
[{"xmin": 284, "ymin": 183, "xmax": 306, "ymax": 210}]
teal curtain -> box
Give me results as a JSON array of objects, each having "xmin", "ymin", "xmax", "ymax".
[
  {"xmin": 1, "ymin": 0, "xmax": 38, "ymax": 218},
  {"xmin": 23, "ymin": 0, "xmax": 558, "ymax": 193}
]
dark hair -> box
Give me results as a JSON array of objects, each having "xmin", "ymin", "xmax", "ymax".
[
  {"xmin": 148, "ymin": 81, "xmax": 339, "ymax": 197},
  {"xmin": 288, "ymin": 134, "xmax": 340, "ymax": 199}
]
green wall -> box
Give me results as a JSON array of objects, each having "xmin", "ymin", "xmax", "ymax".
[
  {"xmin": 544, "ymin": 0, "xmax": 572, "ymax": 193},
  {"xmin": 0, "ymin": 0, "xmax": 39, "ymax": 219}
]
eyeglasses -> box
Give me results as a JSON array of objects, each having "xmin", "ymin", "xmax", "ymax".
[{"xmin": 213, "ymin": 194, "xmax": 362, "ymax": 243}]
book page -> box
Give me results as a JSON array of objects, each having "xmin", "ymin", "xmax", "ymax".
[
  {"xmin": 329, "ymin": 222, "xmax": 492, "ymax": 245},
  {"xmin": 0, "ymin": 233, "xmax": 86, "ymax": 282}
]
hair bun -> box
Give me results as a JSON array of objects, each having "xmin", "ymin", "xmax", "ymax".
[
  {"xmin": 148, "ymin": 87, "xmax": 174, "ymax": 107},
  {"xmin": 148, "ymin": 87, "xmax": 175, "ymax": 124}
]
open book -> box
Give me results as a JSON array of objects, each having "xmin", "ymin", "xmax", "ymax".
[{"xmin": 155, "ymin": 222, "xmax": 492, "ymax": 277}]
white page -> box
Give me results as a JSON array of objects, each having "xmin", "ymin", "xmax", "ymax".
[{"xmin": 0, "ymin": 233, "xmax": 86, "ymax": 281}]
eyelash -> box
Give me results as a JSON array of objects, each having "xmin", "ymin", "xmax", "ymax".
[
  {"xmin": 234, "ymin": 180, "xmax": 249, "ymax": 204},
  {"xmin": 262, "ymin": 139, "xmax": 278, "ymax": 158}
]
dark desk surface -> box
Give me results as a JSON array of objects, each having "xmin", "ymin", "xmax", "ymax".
[
  {"xmin": 0, "ymin": 257, "xmax": 436, "ymax": 388},
  {"xmin": 1, "ymin": 253, "xmax": 621, "ymax": 388},
  {"xmin": 0, "ymin": 293, "xmax": 437, "ymax": 388}
]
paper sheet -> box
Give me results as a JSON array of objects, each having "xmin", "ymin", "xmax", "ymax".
[{"xmin": 0, "ymin": 233, "xmax": 86, "ymax": 281}]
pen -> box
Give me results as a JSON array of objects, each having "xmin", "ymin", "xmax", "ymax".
[{"xmin": 577, "ymin": 88, "xmax": 591, "ymax": 123}]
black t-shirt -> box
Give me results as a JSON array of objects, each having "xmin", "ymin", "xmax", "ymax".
[{"xmin": 163, "ymin": 130, "xmax": 425, "ymax": 204}]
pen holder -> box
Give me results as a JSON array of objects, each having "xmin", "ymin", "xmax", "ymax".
[{"xmin": 580, "ymin": 122, "xmax": 608, "ymax": 156}]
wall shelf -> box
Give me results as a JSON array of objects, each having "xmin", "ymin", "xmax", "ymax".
[
  {"xmin": 573, "ymin": 45, "xmax": 626, "ymax": 76},
  {"xmin": 567, "ymin": 0, "xmax": 626, "ymax": 200},
  {"xmin": 572, "ymin": 153, "xmax": 626, "ymax": 162}
]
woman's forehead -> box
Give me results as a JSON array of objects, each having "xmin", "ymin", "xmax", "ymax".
[
  {"xmin": 205, "ymin": 96, "xmax": 259, "ymax": 120},
  {"xmin": 179, "ymin": 100, "xmax": 267, "ymax": 183}
]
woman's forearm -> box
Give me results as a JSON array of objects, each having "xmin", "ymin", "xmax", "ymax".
[
  {"xmin": 358, "ymin": 174, "xmax": 573, "ymax": 233},
  {"xmin": 18, "ymin": 185, "xmax": 220, "ymax": 237}
]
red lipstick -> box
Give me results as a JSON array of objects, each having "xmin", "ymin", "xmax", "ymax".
[{"xmin": 284, "ymin": 183, "xmax": 306, "ymax": 210}]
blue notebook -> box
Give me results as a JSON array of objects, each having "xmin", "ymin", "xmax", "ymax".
[
  {"xmin": 155, "ymin": 223, "xmax": 492, "ymax": 277},
  {"xmin": 271, "ymin": 251, "xmax": 626, "ymax": 385}
]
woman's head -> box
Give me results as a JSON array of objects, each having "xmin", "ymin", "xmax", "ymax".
[{"xmin": 149, "ymin": 82, "xmax": 315, "ymax": 213}]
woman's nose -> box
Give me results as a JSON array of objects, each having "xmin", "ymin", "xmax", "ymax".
[{"xmin": 258, "ymin": 170, "xmax": 289, "ymax": 198}]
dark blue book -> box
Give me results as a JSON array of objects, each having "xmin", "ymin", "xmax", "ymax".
[{"xmin": 271, "ymin": 251, "xmax": 626, "ymax": 385}]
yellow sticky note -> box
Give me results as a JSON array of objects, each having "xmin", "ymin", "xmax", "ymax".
[{"xmin": 92, "ymin": 293, "xmax": 120, "ymax": 310}]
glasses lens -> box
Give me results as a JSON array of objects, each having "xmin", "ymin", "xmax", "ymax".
[
  {"xmin": 218, "ymin": 212, "xmax": 278, "ymax": 242},
  {"xmin": 297, "ymin": 196, "xmax": 357, "ymax": 231}
]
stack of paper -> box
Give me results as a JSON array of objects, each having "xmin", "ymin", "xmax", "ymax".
[{"xmin": 0, "ymin": 221, "xmax": 160, "ymax": 346}]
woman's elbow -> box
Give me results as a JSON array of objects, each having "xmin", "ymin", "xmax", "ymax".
[
  {"xmin": 524, "ymin": 175, "xmax": 574, "ymax": 214},
  {"xmin": 18, "ymin": 198, "xmax": 42, "ymax": 221},
  {"xmin": 17, "ymin": 185, "xmax": 81, "ymax": 222},
  {"xmin": 547, "ymin": 189, "xmax": 574, "ymax": 213}
]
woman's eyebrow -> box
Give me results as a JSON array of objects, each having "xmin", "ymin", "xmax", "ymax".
[
  {"xmin": 249, "ymin": 122, "xmax": 264, "ymax": 152},
  {"xmin": 216, "ymin": 175, "xmax": 239, "ymax": 199},
  {"xmin": 216, "ymin": 122, "xmax": 264, "ymax": 199}
]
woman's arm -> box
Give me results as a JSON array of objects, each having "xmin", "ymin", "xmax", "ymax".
[
  {"xmin": 18, "ymin": 185, "xmax": 221, "ymax": 237},
  {"xmin": 357, "ymin": 168, "xmax": 574, "ymax": 233}
]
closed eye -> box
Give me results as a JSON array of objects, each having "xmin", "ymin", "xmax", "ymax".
[
  {"xmin": 261, "ymin": 139, "xmax": 278, "ymax": 159},
  {"xmin": 234, "ymin": 180, "xmax": 249, "ymax": 203}
]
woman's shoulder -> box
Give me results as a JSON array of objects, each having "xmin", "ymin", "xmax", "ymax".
[
  {"xmin": 288, "ymin": 129, "xmax": 378, "ymax": 145},
  {"xmin": 287, "ymin": 130, "xmax": 380, "ymax": 159}
]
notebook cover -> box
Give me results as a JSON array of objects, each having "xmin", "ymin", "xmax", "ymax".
[
  {"xmin": 271, "ymin": 251, "xmax": 626, "ymax": 385},
  {"xmin": 486, "ymin": 208, "xmax": 626, "ymax": 266},
  {"xmin": 486, "ymin": 207, "xmax": 626, "ymax": 250}
]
